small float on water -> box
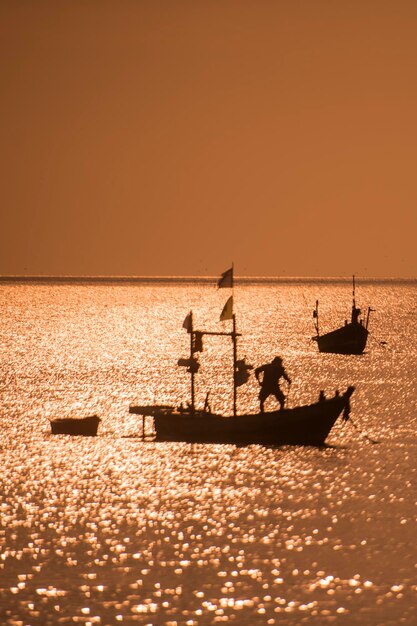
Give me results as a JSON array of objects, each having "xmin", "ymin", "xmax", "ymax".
[
  {"xmin": 312, "ymin": 275, "xmax": 373, "ymax": 355},
  {"xmin": 50, "ymin": 415, "xmax": 101, "ymax": 436},
  {"xmin": 130, "ymin": 268, "xmax": 355, "ymax": 446}
]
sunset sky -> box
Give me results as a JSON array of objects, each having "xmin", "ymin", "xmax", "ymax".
[{"xmin": 1, "ymin": 1, "xmax": 416, "ymax": 278}]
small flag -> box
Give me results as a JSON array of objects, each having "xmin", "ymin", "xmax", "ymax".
[
  {"xmin": 217, "ymin": 266, "xmax": 233, "ymax": 289},
  {"xmin": 220, "ymin": 295, "xmax": 233, "ymax": 321},
  {"xmin": 182, "ymin": 312, "xmax": 192, "ymax": 333}
]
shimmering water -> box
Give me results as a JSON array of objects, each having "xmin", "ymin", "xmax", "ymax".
[{"xmin": 0, "ymin": 280, "xmax": 416, "ymax": 626}]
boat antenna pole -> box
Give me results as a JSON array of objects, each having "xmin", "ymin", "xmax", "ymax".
[
  {"xmin": 352, "ymin": 274, "xmax": 356, "ymax": 309},
  {"xmin": 365, "ymin": 306, "xmax": 374, "ymax": 330}
]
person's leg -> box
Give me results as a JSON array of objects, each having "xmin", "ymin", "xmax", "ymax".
[
  {"xmin": 274, "ymin": 388, "xmax": 285, "ymax": 410},
  {"xmin": 259, "ymin": 388, "xmax": 268, "ymax": 412}
]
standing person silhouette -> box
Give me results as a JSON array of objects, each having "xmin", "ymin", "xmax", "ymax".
[{"xmin": 255, "ymin": 356, "xmax": 291, "ymax": 412}]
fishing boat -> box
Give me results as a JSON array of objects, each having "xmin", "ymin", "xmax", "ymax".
[
  {"xmin": 130, "ymin": 268, "xmax": 355, "ymax": 446},
  {"xmin": 312, "ymin": 276, "xmax": 373, "ymax": 354},
  {"xmin": 130, "ymin": 388, "xmax": 354, "ymax": 446},
  {"xmin": 50, "ymin": 415, "xmax": 101, "ymax": 436}
]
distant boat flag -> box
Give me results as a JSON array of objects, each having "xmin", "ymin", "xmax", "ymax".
[
  {"xmin": 182, "ymin": 312, "xmax": 192, "ymax": 333},
  {"xmin": 217, "ymin": 266, "xmax": 233, "ymax": 289},
  {"xmin": 220, "ymin": 296, "xmax": 233, "ymax": 321}
]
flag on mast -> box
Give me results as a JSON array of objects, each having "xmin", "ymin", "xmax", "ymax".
[
  {"xmin": 217, "ymin": 266, "xmax": 233, "ymax": 289},
  {"xmin": 182, "ymin": 312, "xmax": 192, "ymax": 333},
  {"xmin": 220, "ymin": 296, "xmax": 233, "ymax": 321}
]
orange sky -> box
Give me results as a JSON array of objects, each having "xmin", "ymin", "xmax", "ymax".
[{"xmin": 1, "ymin": 1, "xmax": 416, "ymax": 277}]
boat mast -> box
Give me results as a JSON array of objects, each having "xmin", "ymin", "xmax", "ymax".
[
  {"xmin": 313, "ymin": 300, "xmax": 319, "ymax": 336},
  {"xmin": 231, "ymin": 263, "xmax": 237, "ymax": 416},
  {"xmin": 351, "ymin": 274, "xmax": 361, "ymax": 324},
  {"xmin": 184, "ymin": 263, "xmax": 241, "ymax": 416},
  {"xmin": 189, "ymin": 311, "xmax": 195, "ymax": 414},
  {"xmin": 352, "ymin": 274, "xmax": 356, "ymax": 310},
  {"xmin": 232, "ymin": 314, "xmax": 238, "ymax": 416}
]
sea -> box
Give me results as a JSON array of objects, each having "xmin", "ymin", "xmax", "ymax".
[{"xmin": 0, "ymin": 278, "xmax": 416, "ymax": 626}]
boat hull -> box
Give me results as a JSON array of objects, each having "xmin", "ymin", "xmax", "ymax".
[
  {"xmin": 130, "ymin": 387, "xmax": 354, "ymax": 446},
  {"xmin": 313, "ymin": 323, "xmax": 368, "ymax": 354},
  {"xmin": 50, "ymin": 415, "xmax": 101, "ymax": 436}
]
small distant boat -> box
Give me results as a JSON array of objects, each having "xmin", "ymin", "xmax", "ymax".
[
  {"xmin": 130, "ymin": 267, "xmax": 355, "ymax": 446},
  {"xmin": 50, "ymin": 415, "xmax": 101, "ymax": 436},
  {"xmin": 312, "ymin": 276, "xmax": 373, "ymax": 355}
]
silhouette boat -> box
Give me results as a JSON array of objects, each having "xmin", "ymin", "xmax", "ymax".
[
  {"xmin": 130, "ymin": 388, "xmax": 354, "ymax": 446},
  {"xmin": 130, "ymin": 298, "xmax": 355, "ymax": 446},
  {"xmin": 312, "ymin": 276, "xmax": 373, "ymax": 354},
  {"xmin": 50, "ymin": 415, "xmax": 101, "ymax": 436}
]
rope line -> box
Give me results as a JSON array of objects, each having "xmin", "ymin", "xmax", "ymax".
[
  {"xmin": 368, "ymin": 331, "xmax": 390, "ymax": 350},
  {"xmin": 347, "ymin": 415, "xmax": 380, "ymax": 444}
]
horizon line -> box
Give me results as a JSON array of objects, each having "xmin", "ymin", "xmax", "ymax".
[{"xmin": 0, "ymin": 274, "xmax": 416, "ymax": 284}]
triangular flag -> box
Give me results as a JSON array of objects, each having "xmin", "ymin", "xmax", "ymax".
[
  {"xmin": 182, "ymin": 312, "xmax": 192, "ymax": 333},
  {"xmin": 217, "ymin": 266, "xmax": 233, "ymax": 288},
  {"xmin": 220, "ymin": 295, "xmax": 233, "ymax": 321}
]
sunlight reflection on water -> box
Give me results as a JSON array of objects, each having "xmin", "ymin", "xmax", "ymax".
[{"xmin": 0, "ymin": 282, "xmax": 416, "ymax": 625}]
